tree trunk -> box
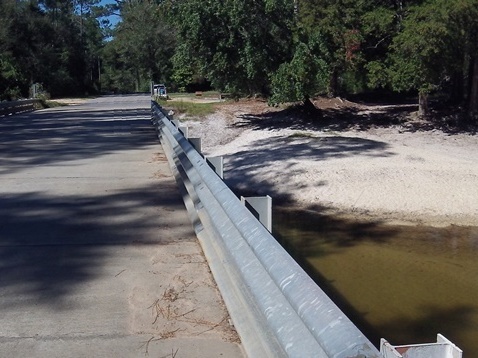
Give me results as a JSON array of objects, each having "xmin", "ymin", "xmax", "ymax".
[
  {"xmin": 302, "ymin": 96, "xmax": 322, "ymax": 120},
  {"xmin": 135, "ymin": 68, "xmax": 140, "ymax": 92},
  {"xmin": 468, "ymin": 56, "xmax": 478, "ymax": 117},
  {"xmin": 418, "ymin": 91, "xmax": 429, "ymax": 117},
  {"xmin": 328, "ymin": 68, "xmax": 339, "ymax": 98},
  {"xmin": 449, "ymin": 69, "xmax": 464, "ymax": 105}
]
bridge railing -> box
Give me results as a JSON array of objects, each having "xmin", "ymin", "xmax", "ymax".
[
  {"xmin": 0, "ymin": 99, "xmax": 42, "ymax": 116},
  {"xmin": 151, "ymin": 100, "xmax": 382, "ymax": 358}
]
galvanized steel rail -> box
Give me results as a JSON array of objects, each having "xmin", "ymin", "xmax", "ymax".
[{"xmin": 151, "ymin": 101, "xmax": 382, "ymax": 358}]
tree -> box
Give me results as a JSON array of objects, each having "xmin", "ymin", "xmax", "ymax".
[
  {"xmin": 101, "ymin": 0, "xmax": 175, "ymax": 92},
  {"xmin": 384, "ymin": 0, "xmax": 478, "ymax": 118},
  {"xmin": 269, "ymin": 0, "xmax": 388, "ymax": 111},
  {"xmin": 386, "ymin": 1, "xmax": 449, "ymax": 116},
  {"xmin": 170, "ymin": 0, "xmax": 294, "ymax": 95},
  {"xmin": 38, "ymin": 0, "xmax": 104, "ymax": 96},
  {"xmin": 0, "ymin": 1, "xmax": 22, "ymax": 100},
  {"xmin": 445, "ymin": 0, "xmax": 478, "ymax": 118},
  {"xmin": 295, "ymin": 0, "xmax": 371, "ymax": 97},
  {"xmin": 0, "ymin": 0, "xmax": 105, "ymax": 99},
  {"xmin": 269, "ymin": 29, "xmax": 330, "ymax": 113},
  {"xmin": 362, "ymin": 1, "xmax": 405, "ymax": 89}
]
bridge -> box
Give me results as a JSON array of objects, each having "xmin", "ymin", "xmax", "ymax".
[
  {"xmin": 0, "ymin": 95, "xmax": 243, "ymax": 357},
  {"xmin": 0, "ymin": 95, "xmax": 462, "ymax": 357}
]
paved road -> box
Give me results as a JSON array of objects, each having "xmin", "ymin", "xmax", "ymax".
[{"xmin": 0, "ymin": 95, "xmax": 243, "ymax": 357}]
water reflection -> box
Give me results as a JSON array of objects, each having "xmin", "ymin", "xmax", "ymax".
[{"xmin": 273, "ymin": 206, "xmax": 478, "ymax": 355}]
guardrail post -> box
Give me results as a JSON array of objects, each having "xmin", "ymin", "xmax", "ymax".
[
  {"xmin": 380, "ymin": 334, "xmax": 462, "ymax": 358},
  {"xmin": 241, "ymin": 195, "xmax": 272, "ymax": 232},
  {"xmin": 206, "ymin": 156, "xmax": 224, "ymax": 179},
  {"xmin": 178, "ymin": 125, "xmax": 189, "ymax": 138},
  {"xmin": 188, "ymin": 137, "xmax": 202, "ymax": 153}
]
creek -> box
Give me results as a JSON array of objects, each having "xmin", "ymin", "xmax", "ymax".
[{"xmin": 273, "ymin": 206, "xmax": 478, "ymax": 355}]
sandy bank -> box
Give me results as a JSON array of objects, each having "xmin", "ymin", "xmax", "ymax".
[{"xmin": 187, "ymin": 101, "xmax": 478, "ymax": 227}]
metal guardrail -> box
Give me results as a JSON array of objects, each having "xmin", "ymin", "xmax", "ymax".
[
  {"xmin": 0, "ymin": 99, "xmax": 41, "ymax": 116},
  {"xmin": 151, "ymin": 100, "xmax": 382, "ymax": 358}
]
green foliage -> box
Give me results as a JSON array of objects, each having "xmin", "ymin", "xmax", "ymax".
[
  {"xmin": 170, "ymin": 43, "xmax": 196, "ymax": 91},
  {"xmin": 287, "ymin": 132, "xmax": 316, "ymax": 139},
  {"xmin": 3, "ymin": 0, "xmax": 477, "ymax": 118},
  {"xmin": 387, "ymin": 0, "xmax": 449, "ymax": 94},
  {"xmin": 0, "ymin": 0, "xmax": 104, "ymax": 99},
  {"xmin": 170, "ymin": 0, "xmax": 294, "ymax": 95},
  {"xmin": 296, "ymin": 0, "xmax": 369, "ymax": 96},
  {"xmin": 365, "ymin": 60, "xmax": 388, "ymax": 89},
  {"xmin": 383, "ymin": 0, "xmax": 477, "ymax": 113},
  {"xmin": 0, "ymin": 55, "xmax": 23, "ymax": 101},
  {"xmin": 444, "ymin": 0, "xmax": 478, "ymax": 113},
  {"xmin": 269, "ymin": 31, "xmax": 330, "ymax": 104},
  {"xmin": 170, "ymin": 0, "xmax": 477, "ymax": 106},
  {"xmin": 101, "ymin": 0, "xmax": 175, "ymax": 93}
]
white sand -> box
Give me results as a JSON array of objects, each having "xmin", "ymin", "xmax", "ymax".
[{"xmin": 187, "ymin": 103, "xmax": 478, "ymax": 227}]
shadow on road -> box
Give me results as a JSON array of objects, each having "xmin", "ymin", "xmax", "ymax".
[
  {"xmin": 0, "ymin": 97, "xmax": 188, "ymax": 306},
  {"xmin": 0, "ymin": 185, "xmax": 186, "ymax": 307},
  {"xmin": 0, "ymin": 104, "xmax": 155, "ymax": 175}
]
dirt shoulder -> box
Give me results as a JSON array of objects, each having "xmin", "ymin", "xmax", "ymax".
[{"xmin": 187, "ymin": 98, "xmax": 478, "ymax": 227}]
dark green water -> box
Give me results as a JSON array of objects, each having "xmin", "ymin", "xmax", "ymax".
[{"xmin": 273, "ymin": 207, "xmax": 478, "ymax": 355}]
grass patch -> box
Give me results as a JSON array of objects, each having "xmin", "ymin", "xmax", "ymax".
[
  {"xmin": 163, "ymin": 100, "xmax": 217, "ymax": 119},
  {"xmin": 43, "ymin": 100, "xmax": 68, "ymax": 108},
  {"xmin": 168, "ymin": 91, "xmax": 221, "ymax": 98},
  {"xmin": 288, "ymin": 132, "xmax": 316, "ymax": 139}
]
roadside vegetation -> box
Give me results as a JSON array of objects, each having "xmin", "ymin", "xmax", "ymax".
[
  {"xmin": 155, "ymin": 97, "xmax": 218, "ymax": 120},
  {"xmin": 1, "ymin": 0, "xmax": 477, "ymax": 124}
]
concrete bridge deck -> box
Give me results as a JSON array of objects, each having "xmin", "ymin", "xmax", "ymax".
[{"xmin": 0, "ymin": 95, "xmax": 243, "ymax": 357}]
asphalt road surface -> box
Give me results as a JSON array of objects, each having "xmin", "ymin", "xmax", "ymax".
[{"xmin": 0, "ymin": 95, "xmax": 243, "ymax": 357}]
